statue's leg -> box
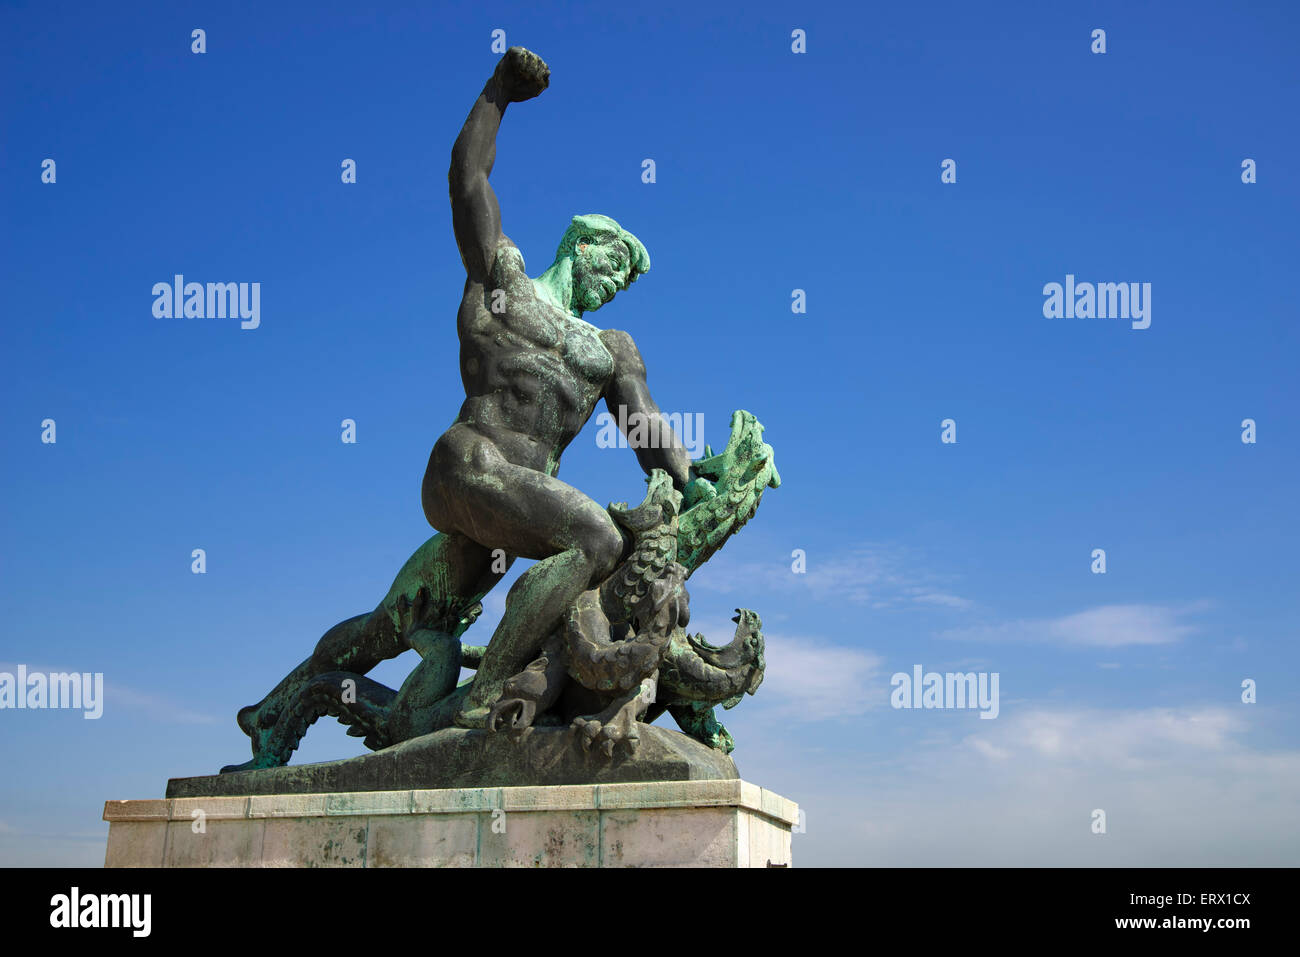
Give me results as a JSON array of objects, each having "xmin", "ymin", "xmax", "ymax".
[
  {"xmin": 456, "ymin": 534, "xmax": 622, "ymax": 725},
  {"xmin": 235, "ymin": 608, "xmax": 400, "ymax": 756},
  {"xmin": 427, "ymin": 445, "xmax": 626, "ymax": 728},
  {"xmin": 237, "ymin": 531, "xmax": 506, "ymax": 757},
  {"xmin": 379, "ymin": 531, "xmax": 507, "ymax": 623},
  {"xmin": 668, "ymin": 703, "xmax": 735, "ymax": 754},
  {"xmin": 384, "ymin": 628, "xmax": 467, "ymax": 742},
  {"xmin": 224, "ymin": 673, "xmax": 399, "ymax": 773}
]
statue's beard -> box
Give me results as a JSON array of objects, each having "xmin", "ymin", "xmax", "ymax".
[{"xmin": 577, "ymin": 278, "xmax": 605, "ymax": 313}]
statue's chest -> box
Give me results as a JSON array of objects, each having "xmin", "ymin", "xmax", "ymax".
[
  {"xmin": 477, "ymin": 308, "xmax": 614, "ymax": 392},
  {"xmin": 479, "ymin": 248, "xmax": 614, "ymax": 384},
  {"xmin": 560, "ymin": 323, "xmax": 615, "ymax": 384}
]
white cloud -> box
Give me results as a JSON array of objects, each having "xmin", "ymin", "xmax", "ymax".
[
  {"xmin": 940, "ymin": 603, "xmax": 1201, "ymax": 647},
  {"xmin": 696, "ymin": 544, "xmax": 972, "ymax": 611},
  {"xmin": 762, "ymin": 705, "xmax": 1300, "ymax": 866},
  {"xmin": 760, "ymin": 633, "xmax": 885, "ymax": 720},
  {"xmin": 680, "ymin": 618, "xmax": 885, "ymax": 722},
  {"xmin": 964, "ymin": 706, "xmax": 1241, "ymax": 767}
]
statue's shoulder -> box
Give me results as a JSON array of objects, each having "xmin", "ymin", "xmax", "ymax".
[
  {"xmin": 489, "ymin": 235, "xmax": 528, "ymax": 281},
  {"xmin": 598, "ymin": 329, "xmax": 644, "ymax": 373}
]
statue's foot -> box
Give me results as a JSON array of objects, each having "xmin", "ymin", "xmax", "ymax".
[
  {"xmin": 219, "ymin": 753, "xmax": 285, "ymax": 774},
  {"xmin": 570, "ymin": 714, "xmax": 640, "ymax": 758}
]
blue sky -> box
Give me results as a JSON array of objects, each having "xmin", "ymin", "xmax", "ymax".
[{"xmin": 2, "ymin": 0, "xmax": 1297, "ymax": 866}]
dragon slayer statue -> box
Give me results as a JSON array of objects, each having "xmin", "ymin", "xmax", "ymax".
[{"xmin": 221, "ymin": 47, "xmax": 781, "ymax": 777}]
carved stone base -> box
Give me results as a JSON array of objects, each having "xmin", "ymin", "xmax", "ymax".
[
  {"xmin": 103, "ymin": 779, "xmax": 798, "ymax": 867},
  {"xmin": 167, "ymin": 725, "xmax": 739, "ymax": 798}
]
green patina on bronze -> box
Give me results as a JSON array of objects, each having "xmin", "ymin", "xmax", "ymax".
[{"xmin": 217, "ymin": 48, "xmax": 783, "ymax": 787}]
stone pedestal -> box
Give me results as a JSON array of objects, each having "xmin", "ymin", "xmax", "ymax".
[
  {"xmin": 167, "ymin": 726, "xmax": 740, "ymax": 797},
  {"xmin": 103, "ymin": 779, "xmax": 798, "ymax": 868}
]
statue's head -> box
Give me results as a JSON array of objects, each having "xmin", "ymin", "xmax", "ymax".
[
  {"xmin": 629, "ymin": 562, "xmax": 689, "ymax": 637},
  {"xmin": 556, "ymin": 213, "xmax": 650, "ymax": 315}
]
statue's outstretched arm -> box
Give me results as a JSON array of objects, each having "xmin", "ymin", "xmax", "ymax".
[
  {"xmin": 448, "ymin": 47, "xmax": 549, "ymax": 283},
  {"xmin": 600, "ymin": 329, "xmax": 692, "ymax": 490}
]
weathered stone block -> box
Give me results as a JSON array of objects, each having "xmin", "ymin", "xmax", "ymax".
[{"xmin": 104, "ymin": 779, "xmax": 796, "ymax": 867}]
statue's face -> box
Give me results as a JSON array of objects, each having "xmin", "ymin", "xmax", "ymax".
[{"xmin": 571, "ymin": 234, "xmax": 632, "ymax": 313}]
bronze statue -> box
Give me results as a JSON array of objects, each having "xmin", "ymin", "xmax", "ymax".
[{"xmin": 223, "ymin": 48, "xmax": 778, "ymax": 777}]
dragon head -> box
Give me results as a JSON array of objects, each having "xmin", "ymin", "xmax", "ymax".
[{"xmin": 677, "ymin": 410, "xmax": 780, "ymax": 574}]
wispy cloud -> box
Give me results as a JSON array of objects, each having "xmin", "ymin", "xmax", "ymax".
[
  {"xmin": 696, "ymin": 543, "xmax": 972, "ymax": 611},
  {"xmin": 963, "ymin": 706, "xmax": 1242, "ymax": 768},
  {"xmin": 686, "ymin": 618, "xmax": 885, "ymax": 722},
  {"xmin": 105, "ymin": 684, "xmax": 220, "ymax": 725},
  {"xmin": 939, "ymin": 603, "xmax": 1203, "ymax": 647},
  {"xmin": 0, "ymin": 661, "xmax": 220, "ymax": 724},
  {"xmin": 763, "ymin": 705, "xmax": 1300, "ymax": 866},
  {"xmin": 762, "ymin": 633, "xmax": 886, "ymax": 720}
]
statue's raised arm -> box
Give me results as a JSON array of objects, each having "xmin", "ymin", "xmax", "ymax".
[{"xmin": 449, "ymin": 47, "xmax": 550, "ymax": 283}]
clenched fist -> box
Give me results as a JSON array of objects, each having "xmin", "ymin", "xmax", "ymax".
[{"xmin": 494, "ymin": 46, "xmax": 550, "ymax": 103}]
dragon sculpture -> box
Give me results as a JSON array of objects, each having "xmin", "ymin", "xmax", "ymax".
[{"xmin": 225, "ymin": 410, "xmax": 778, "ymax": 771}]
